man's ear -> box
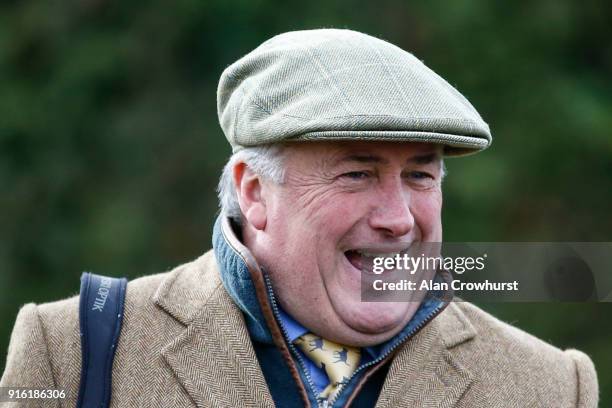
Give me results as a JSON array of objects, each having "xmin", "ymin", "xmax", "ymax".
[{"xmin": 233, "ymin": 162, "xmax": 267, "ymax": 230}]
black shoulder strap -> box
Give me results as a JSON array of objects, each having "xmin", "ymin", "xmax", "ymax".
[{"xmin": 77, "ymin": 272, "xmax": 128, "ymax": 408}]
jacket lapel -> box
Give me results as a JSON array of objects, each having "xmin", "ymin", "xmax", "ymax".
[
  {"xmin": 154, "ymin": 252, "xmax": 275, "ymax": 408},
  {"xmin": 375, "ymin": 303, "xmax": 476, "ymax": 408}
]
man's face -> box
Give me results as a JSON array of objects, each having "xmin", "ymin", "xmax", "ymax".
[{"xmin": 248, "ymin": 141, "xmax": 443, "ymax": 346}]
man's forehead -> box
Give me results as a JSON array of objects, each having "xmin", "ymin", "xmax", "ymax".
[{"xmin": 286, "ymin": 141, "xmax": 442, "ymax": 167}]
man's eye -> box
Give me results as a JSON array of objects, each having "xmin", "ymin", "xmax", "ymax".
[
  {"xmin": 406, "ymin": 171, "xmax": 438, "ymax": 189},
  {"xmin": 408, "ymin": 171, "xmax": 433, "ymax": 180},
  {"xmin": 341, "ymin": 171, "xmax": 370, "ymax": 180}
]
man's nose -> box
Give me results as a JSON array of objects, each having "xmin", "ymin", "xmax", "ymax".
[{"xmin": 368, "ymin": 181, "xmax": 414, "ymax": 237}]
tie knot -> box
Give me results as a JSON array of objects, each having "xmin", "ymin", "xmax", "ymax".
[{"xmin": 294, "ymin": 333, "xmax": 361, "ymax": 400}]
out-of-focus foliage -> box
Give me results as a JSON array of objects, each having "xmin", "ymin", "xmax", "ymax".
[{"xmin": 1, "ymin": 0, "xmax": 610, "ymax": 401}]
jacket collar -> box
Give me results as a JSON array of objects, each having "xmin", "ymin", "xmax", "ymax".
[
  {"xmin": 211, "ymin": 215, "xmax": 274, "ymax": 343},
  {"xmin": 152, "ymin": 251, "xmax": 276, "ymax": 407},
  {"xmin": 375, "ymin": 303, "xmax": 476, "ymax": 407},
  {"xmin": 152, "ymin": 216, "xmax": 309, "ymax": 407}
]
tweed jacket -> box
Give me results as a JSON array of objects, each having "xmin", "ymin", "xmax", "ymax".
[{"xmin": 1, "ymin": 247, "xmax": 599, "ymax": 407}]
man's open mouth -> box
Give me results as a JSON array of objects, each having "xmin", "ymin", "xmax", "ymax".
[{"xmin": 344, "ymin": 249, "xmax": 405, "ymax": 273}]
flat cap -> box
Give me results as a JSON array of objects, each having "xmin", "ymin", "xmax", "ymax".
[{"xmin": 217, "ymin": 29, "xmax": 492, "ymax": 156}]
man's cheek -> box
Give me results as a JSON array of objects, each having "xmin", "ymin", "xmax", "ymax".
[
  {"xmin": 297, "ymin": 187, "xmax": 354, "ymax": 221},
  {"xmin": 413, "ymin": 191, "xmax": 442, "ymax": 215},
  {"xmin": 412, "ymin": 204, "xmax": 442, "ymax": 238}
]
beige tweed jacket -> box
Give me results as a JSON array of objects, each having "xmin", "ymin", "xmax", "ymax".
[{"xmin": 1, "ymin": 250, "xmax": 599, "ymax": 407}]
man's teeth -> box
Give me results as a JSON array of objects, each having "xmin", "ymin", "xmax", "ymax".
[{"xmin": 354, "ymin": 250, "xmax": 402, "ymax": 258}]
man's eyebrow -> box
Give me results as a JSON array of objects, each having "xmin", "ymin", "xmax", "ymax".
[
  {"xmin": 408, "ymin": 152, "xmax": 440, "ymax": 165},
  {"xmin": 331, "ymin": 152, "xmax": 441, "ymax": 167},
  {"xmin": 334, "ymin": 154, "xmax": 389, "ymax": 165}
]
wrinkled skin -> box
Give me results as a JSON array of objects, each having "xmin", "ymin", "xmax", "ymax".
[{"xmin": 236, "ymin": 141, "xmax": 443, "ymax": 347}]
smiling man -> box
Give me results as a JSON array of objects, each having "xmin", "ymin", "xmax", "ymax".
[{"xmin": 1, "ymin": 29, "xmax": 598, "ymax": 407}]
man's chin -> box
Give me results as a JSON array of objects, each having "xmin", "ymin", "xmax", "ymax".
[{"xmin": 336, "ymin": 302, "xmax": 417, "ymax": 341}]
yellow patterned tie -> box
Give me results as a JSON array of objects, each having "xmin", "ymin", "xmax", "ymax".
[{"xmin": 294, "ymin": 333, "xmax": 361, "ymax": 400}]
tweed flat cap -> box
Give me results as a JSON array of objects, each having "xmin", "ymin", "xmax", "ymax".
[{"xmin": 217, "ymin": 29, "xmax": 492, "ymax": 156}]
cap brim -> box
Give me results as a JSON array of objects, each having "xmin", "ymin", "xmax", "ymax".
[{"xmin": 290, "ymin": 130, "xmax": 491, "ymax": 157}]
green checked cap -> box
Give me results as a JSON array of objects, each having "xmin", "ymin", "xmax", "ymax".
[{"xmin": 217, "ymin": 29, "xmax": 492, "ymax": 156}]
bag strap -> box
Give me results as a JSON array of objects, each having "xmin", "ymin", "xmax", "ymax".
[{"xmin": 77, "ymin": 272, "xmax": 128, "ymax": 408}]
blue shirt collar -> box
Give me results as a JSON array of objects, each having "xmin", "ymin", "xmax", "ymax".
[{"xmin": 276, "ymin": 307, "xmax": 309, "ymax": 342}]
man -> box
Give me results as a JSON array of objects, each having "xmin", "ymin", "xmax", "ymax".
[{"xmin": 1, "ymin": 29, "xmax": 598, "ymax": 407}]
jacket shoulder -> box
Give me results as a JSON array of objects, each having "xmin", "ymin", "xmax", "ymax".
[
  {"xmin": 1, "ymin": 252, "xmax": 217, "ymax": 403},
  {"xmin": 32, "ymin": 269, "xmax": 173, "ymax": 344},
  {"xmin": 33, "ymin": 252, "xmax": 216, "ymax": 335},
  {"xmin": 448, "ymin": 302, "xmax": 598, "ymax": 407}
]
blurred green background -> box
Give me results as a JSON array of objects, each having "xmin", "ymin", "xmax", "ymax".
[{"xmin": 1, "ymin": 0, "xmax": 611, "ymax": 403}]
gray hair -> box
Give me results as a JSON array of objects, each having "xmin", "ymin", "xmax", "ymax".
[
  {"xmin": 217, "ymin": 145, "xmax": 447, "ymax": 223},
  {"xmin": 217, "ymin": 145, "xmax": 286, "ymax": 223}
]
